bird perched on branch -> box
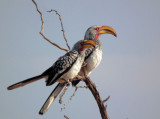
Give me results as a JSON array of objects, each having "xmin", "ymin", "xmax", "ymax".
[
  {"xmin": 72, "ymin": 25, "xmax": 117, "ymax": 86},
  {"xmin": 7, "ymin": 40, "xmax": 95, "ymax": 115}
]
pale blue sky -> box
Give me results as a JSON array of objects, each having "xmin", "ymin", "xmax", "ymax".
[{"xmin": 1, "ymin": 0, "xmax": 160, "ymax": 119}]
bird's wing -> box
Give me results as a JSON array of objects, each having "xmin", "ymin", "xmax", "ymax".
[
  {"xmin": 46, "ymin": 50, "xmax": 79, "ymax": 86},
  {"xmin": 39, "ymin": 83, "xmax": 65, "ymax": 115},
  {"xmin": 84, "ymin": 46, "xmax": 94, "ymax": 60}
]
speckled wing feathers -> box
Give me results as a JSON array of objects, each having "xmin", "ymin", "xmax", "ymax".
[
  {"xmin": 46, "ymin": 50, "xmax": 78, "ymax": 86},
  {"xmin": 84, "ymin": 46, "xmax": 94, "ymax": 60}
]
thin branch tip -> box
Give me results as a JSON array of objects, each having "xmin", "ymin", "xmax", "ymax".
[
  {"xmin": 32, "ymin": 0, "xmax": 70, "ymax": 52},
  {"xmin": 64, "ymin": 115, "xmax": 69, "ymax": 119},
  {"xmin": 103, "ymin": 96, "xmax": 110, "ymax": 103},
  {"xmin": 47, "ymin": 9, "xmax": 70, "ymax": 50}
]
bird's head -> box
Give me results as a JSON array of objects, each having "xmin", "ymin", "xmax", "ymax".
[
  {"xmin": 80, "ymin": 40, "xmax": 96, "ymax": 51},
  {"xmin": 84, "ymin": 25, "xmax": 117, "ymax": 40}
]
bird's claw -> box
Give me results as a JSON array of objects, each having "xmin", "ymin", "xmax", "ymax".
[{"xmin": 82, "ymin": 62, "xmax": 87, "ymax": 67}]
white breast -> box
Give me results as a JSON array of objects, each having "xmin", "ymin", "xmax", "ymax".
[
  {"xmin": 62, "ymin": 56, "xmax": 84, "ymax": 81},
  {"xmin": 84, "ymin": 48, "xmax": 102, "ymax": 76}
]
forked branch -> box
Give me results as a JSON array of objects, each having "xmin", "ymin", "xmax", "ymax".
[
  {"xmin": 32, "ymin": 0, "xmax": 70, "ymax": 52},
  {"xmin": 47, "ymin": 9, "xmax": 70, "ymax": 50}
]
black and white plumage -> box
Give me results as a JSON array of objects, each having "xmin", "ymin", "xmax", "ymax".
[
  {"xmin": 72, "ymin": 25, "xmax": 117, "ymax": 85},
  {"xmin": 46, "ymin": 50, "xmax": 79, "ymax": 86},
  {"xmin": 7, "ymin": 40, "xmax": 95, "ymax": 115}
]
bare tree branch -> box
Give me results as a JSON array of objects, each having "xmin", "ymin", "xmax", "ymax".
[
  {"xmin": 103, "ymin": 96, "xmax": 110, "ymax": 110},
  {"xmin": 103, "ymin": 96, "xmax": 110, "ymax": 104},
  {"xmin": 32, "ymin": 0, "xmax": 70, "ymax": 52},
  {"xmin": 84, "ymin": 77, "xmax": 110, "ymax": 119},
  {"xmin": 64, "ymin": 115, "xmax": 69, "ymax": 119},
  {"xmin": 73, "ymin": 85, "xmax": 88, "ymax": 88},
  {"xmin": 82, "ymin": 68, "xmax": 110, "ymax": 119},
  {"xmin": 61, "ymin": 87, "xmax": 78, "ymax": 111},
  {"xmin": 47, "ymin": 9, "xmax": 70, "ymax": 50},
  {"xmin": 59, "ymin": 84, "xmax": 70, "ymax": 104}
]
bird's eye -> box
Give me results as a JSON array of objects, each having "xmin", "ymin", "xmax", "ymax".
[
  {"xmin": 95, "ymin": 27, "xmax": 99, "ymax": 31},
  {"xmin": 80, "ymin": 42, "xmax": 84, "ymax": 45}
]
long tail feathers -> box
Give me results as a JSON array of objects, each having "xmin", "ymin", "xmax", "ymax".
[
  {"xmin": 39, "ymin": 83, "xmax": 65, "ymax": 115},
  {"xmin": 7, "ymin": 75, "xmax": 46, "ymax": 90}
]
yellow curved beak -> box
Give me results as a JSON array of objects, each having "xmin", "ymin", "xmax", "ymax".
[
  {"xmin": 82, "ymin": 40, "xmax": 96, "ymax": 48},
  {"xmin": 98, "ymin": 26, "xmax": 117, "ymax": 37}
]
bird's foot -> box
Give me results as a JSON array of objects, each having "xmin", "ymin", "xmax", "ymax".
[{"xmin": 82, "ymin": 62, "xmax": 87, "ymax": 67}]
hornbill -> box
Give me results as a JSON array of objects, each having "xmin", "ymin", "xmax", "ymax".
[
  {"xmin": 7, "ymin": 40, "xmax": 95, "ymax": 115},
  {"xmin": 72, "ymin": 25, "xmax": 117, "ymax": 86}
]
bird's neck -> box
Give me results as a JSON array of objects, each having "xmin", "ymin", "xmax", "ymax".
[
  {"xmin": 90, "ymin": 38, "xmax": 102, "ymax": 49},
  {"xmin": 84, "ymin": 33, "xmax": 100, "ymax": 44},
  {"xmin": 84, "ymin": 32, "xmax": 99, "ymax": 40},
  {"xmin": 84, "ymin": 34, "xmax": 102, "ymax": 49}
]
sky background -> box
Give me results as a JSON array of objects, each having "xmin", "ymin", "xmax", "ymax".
[{"xmin": 1, "ymin": 0, "xmax": 160, "ymax": 119}]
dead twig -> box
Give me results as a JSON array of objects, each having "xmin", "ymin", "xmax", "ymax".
[
  {"xmin": 61, "ymin": 84, "xmax": 88, "ymax": 111},
  {"xmin": 103, "ymin": 96, "xmax": 110, "ymax": 110},
  {"xmin": 64, "ymin": 115, "xmax": 69, "ymax": 119},
  {"xmin": 47, "ymin": 9, "xmax": 70, "ymax": 50},
  {"xmin": 59, "ymin": 84, "xmax": 70, "ymax": 104},
  {"xmin": 61, "ymin": 87, "xmax": 78, "ymax": 111},
  {"xmin": 103, "ymin": 96, "xmax": 110, "ymax": 104},
  {"xmin": 32, "ymin": 0, "xmax": 70, "ymax": 52},
  {"xmin": 72, "ymin": 85, "xmax": 88, "ymax": 88}
]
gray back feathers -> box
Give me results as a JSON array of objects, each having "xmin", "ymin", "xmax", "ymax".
[{"xmin": 46, "ymin": 50, "xmax": 79, "ymax": 85}]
